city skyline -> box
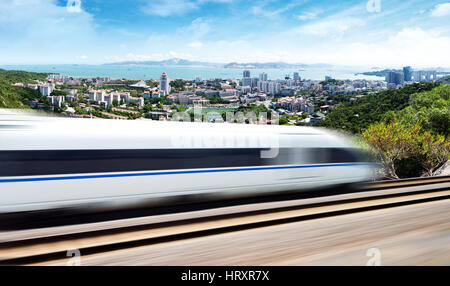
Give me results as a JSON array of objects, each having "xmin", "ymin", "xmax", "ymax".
[{"xmin": 0, "ymin": 0, "xmax": 449, "ymax": 68}]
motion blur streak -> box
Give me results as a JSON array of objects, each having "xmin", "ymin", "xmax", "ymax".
[{"xmin": 0, "ymin": 109, "xmax": 376, "ymax": 215}]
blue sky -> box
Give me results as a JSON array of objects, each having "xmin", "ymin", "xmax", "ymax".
[{"xmin": 0, "ymin": 0, "xmax": 449, "ymax": 67}]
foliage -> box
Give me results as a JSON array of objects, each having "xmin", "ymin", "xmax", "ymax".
[
  {"xmin": 236, "ymin": 104, "xmax": 269, "ymax": 115},
  {"xmin": 437, "ymin": 75, "xmax": 450, "ymax": 84},
  {"xmin": 362, "ymin": 121, "xmax": 421, "ymax": 179},
  {"xmin": 0, "ymin": 69, "xmax": 48, "ymax": 84},
  {"xmin": 315, "ymin": 82, "xmax": 438, "ymax": 133},
  {"xmin": 50, "ymin": 90, "xmax": 68, "ymax": 96},
  {"xmin": 319, "ymin": 79, "xmax": 344, "ymax": 86},
  {"xmin": 209, "ymin": 95, "xmax": 229, "ymax": 104},
  {"xmin": 169, "ymin": 79, "xmax": 186, "ymax": 91},
  {"xmin": 279, "ymin": 115, "xmax": 289, "ymax": 125},
  {"xmin": 387, "ymin": 84, "xmax": 450, "ymax": 137},
  {"xmin": 413, "ymin": 131, "xmax": 450, "ymax": 176},
  {"xmin": 0, "ymin": 69, "xmax": 50, "ymax": 109},
  {"xmin": 362, "ymin": 119, "xmax": 449, "ymax": 178}
]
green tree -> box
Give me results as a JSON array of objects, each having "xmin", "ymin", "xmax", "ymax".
[
  {"xmin": 413, "ymin": 131, "xmax": 450, "ymax": 177},
  {"xmin": 394, "ymin": 85, "xmax": 450, "ymax": 137},
  {"xmin": 362, "ymin": 121, "xmax": 420, "ymax": 179}
]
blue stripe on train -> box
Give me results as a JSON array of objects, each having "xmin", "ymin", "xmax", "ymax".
[{"xmin": 0, "ymin": 163, "xmax": 374, "ymax": 183}]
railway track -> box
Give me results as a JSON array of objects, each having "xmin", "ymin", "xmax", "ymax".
[{"xmin": 0, "ymin": 176, "xmax": 449, "ymax": 265}]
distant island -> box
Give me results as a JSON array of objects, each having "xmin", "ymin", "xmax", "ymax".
[
  {"xmin": 355, "ymin": 69, "xmax": 401, "ymax": 77},
  {"xmin": 105, "ymin": 58, "xmax": 331, "ymax": 69}
]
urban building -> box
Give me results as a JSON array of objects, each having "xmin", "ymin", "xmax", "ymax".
[
  {"xmin": 159, "ymin": 72, "xmax": 171, "ymax": 95},
  {"xmin": 403, "ymin": 66, "xmax": 412, "ymax": 81},
  {"xmin": 385, "ymin": 71, "xmax": 404, "ymax": 86},
  {"xmin": 242, "ymin": 70, "xmax": 252, "ymax": 87},
  {"xmin": 259, "ymin": 72, "xmax": 268, "ymax": 82}
]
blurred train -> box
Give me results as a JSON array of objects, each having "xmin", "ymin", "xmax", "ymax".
[{"xmin": 0, "ymin": 110, "xmax": 377, "ymax": 214}]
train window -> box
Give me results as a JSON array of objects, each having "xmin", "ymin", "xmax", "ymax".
[
  {"xmin": 328, "ymin": 148, "xmax": 359, "ymax": 163},
  {"xmin": 0, "ymin": 147, "xmax": 366, "ymax": 177}
]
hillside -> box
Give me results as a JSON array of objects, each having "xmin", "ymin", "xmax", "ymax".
[
  {"xmin": 317, "ymin": 83, "xmax": 449, "ymax": 178},
  {"xmin": 0, "ymin": 69, "xmax": 49, "ymax": 109},
  {"xmin": 314, "ymin": 82, "xmax": 439, "ymax": 133}
]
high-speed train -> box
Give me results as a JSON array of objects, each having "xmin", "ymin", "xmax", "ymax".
[{"xmin": 0, "ymin": 110, "xmax": 377, "ymax": 214}]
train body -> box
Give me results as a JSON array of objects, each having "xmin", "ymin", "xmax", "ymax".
[{"xmin": 0, "ymin": 110, "xmax": 376, "ymax": 214}]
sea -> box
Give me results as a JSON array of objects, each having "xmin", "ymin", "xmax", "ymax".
[{"xmin": 0, "ymin": 64, "xmax": 384, "ymax": 81}]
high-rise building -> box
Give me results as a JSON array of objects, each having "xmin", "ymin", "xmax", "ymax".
[
  {"xmin": 242, "ymin": 70, "xmax": 252, "ymax": 87},
  {"xmin": 403, "ymin": 66, "xmax": 412, "ymax": 82},
  {"xmin": 386, "ymin": 71, "xmax": 404, "ymax": 85},
  {"xmin": 259, "ymin": 72, "xmax": 267, "ymax": 81},
  {"xmin": 268, "ymin": 82, "xmax": 281, "ymax": 95},
  {"xmin": 414, "ymin": 71, "xmax": 423, "ymax": 82},
  {"xmin": 159, "ymin": 72, "xmax": 170, "ymax": 95},
  {"xmin": 242, "ymin": 77, "xmax": 252, "ymax": 87},
  {"xmin": 293, "ymin": 72, "xmax": 300, "ymax": 81}
]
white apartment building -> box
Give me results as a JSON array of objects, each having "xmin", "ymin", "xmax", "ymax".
[
  {"xmin": 47, "ymin": 95, "xmax": 65, "ymax": 108},
  {"xmin": 39, "ymin": 83, "xmax": 55, "ymax": 96},
  {"xmin": 89, "ymin": 90, "xmax": 106, "ymax": 102}
]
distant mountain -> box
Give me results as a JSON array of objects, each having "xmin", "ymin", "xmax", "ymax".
[{"xmin": 104, "ymin": 58, "xmax": 327, "ymax": 69}]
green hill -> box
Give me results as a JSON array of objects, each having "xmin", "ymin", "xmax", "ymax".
[
  {"xmin": 0, "ymin": 69, "xmax": 49, "ymax": 109},
  {"xmin": 314, "ymin": 82, "xmax": 439, "ymax": 133},
  {"xmin": 317, "ymin": 83, "xmax": 449, "ymax": 178}
]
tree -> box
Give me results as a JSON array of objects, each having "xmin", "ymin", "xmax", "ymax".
[
  {"xmin": 279, "ymin": 115, "xmax": 289, "ymax": 125},
  {"xmin": 170, "ymin": 79, "xmax": 186, "ymax": 91},
  {"xmin": 316, "ymin": 82, "xmax": 438, "ymax": 133},
  {"xmin": 362, "ymin": 121, "xmax": 420, "ymax": 179},
  {"xmin": 395, "ymin": 85, "xmax": 450, "ymax": 138},
  {"xmin": 413, "ymin": 131, "xmax": 450, "ymax": 177}
]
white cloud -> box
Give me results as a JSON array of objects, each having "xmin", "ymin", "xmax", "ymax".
[
  {"xmin": 200, "ymin": 27, "xmax": 450, "ymax": 68},
  {"xmin": 252, "ymin": 6, "xmax": 282, "ymax": 18},
  {"xmin": 104, "ymin": 51, "xmax": 196, "ymax": 63},
  {"xmin": 431, "ymin": 3, "xmax": 450, "ymax": 17},
  {"xmin": 296, "ymin": 10, "xmax": 322, "ymax": 21},
  {"xmin": 142, "ymin": 0, "xmax": 233, "ymax": 16},
  {"xmin": 76, "ymin": 55, "xmax": 88, "ymax": 60},
  {"xmin": 296, "ymin": 28, "xmax": 450, "ymax": 67},
  {"xmin": 252, "ymin": 0, "xmax": 308, "ymax": 18},
  {"xmin": 177, "ymin": 17, "xmax": 210, "ymax": 39},
  {"xmin": 0, "ymin": 0, "xmax": 96, "ymax": 64},
  {"xmin": 188, "ymin": 41, "xmax": 203, "ymax": 48},
  {"xmin": 124, "ymin": 53, "xmax": 155, "ymax": 61},
  {"xmin": 293, "ymin": 18, "xmax": 365, "ymax": 36},
  {"xmin": 142, "ymin": 0, "xmax": 198, "ymax": 16},
  {"xmin": 0, "ymin": 0, "xmax": 92, "ymax": 29}
]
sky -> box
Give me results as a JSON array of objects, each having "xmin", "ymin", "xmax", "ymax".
[{"xmin": 0, "ymin": 0, "xmax": 449, "ymax": 68}]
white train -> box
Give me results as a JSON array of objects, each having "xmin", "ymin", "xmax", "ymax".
[{"xmin": 0, "ymin": 110, "xmax": 376, "ymax": 214}]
